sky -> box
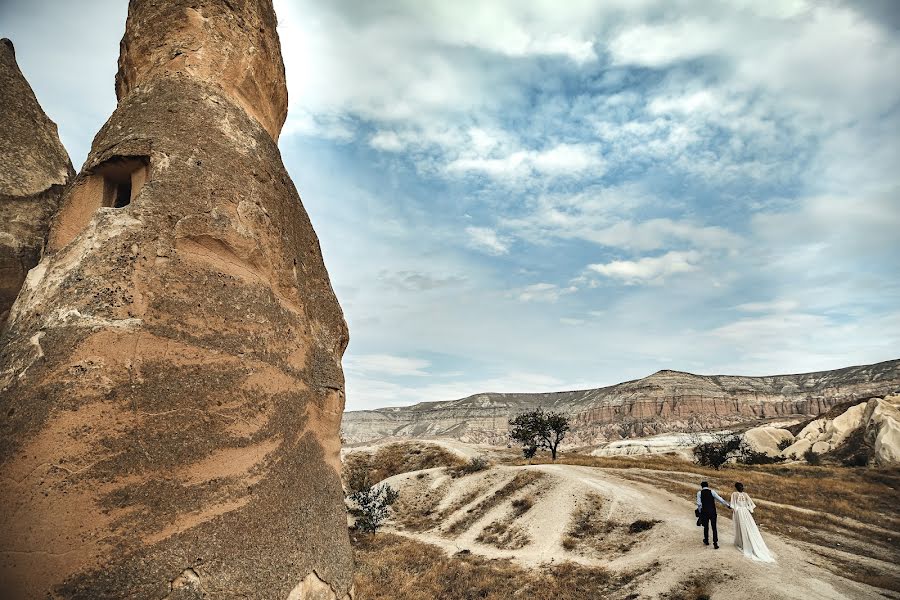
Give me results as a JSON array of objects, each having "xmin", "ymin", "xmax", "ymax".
[{"xmin": 2, "ymin": 0, "xmax": 899, "ymax": 411}]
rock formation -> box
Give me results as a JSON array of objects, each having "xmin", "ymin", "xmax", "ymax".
[
  {"xmin": 0, "ymin": 38, "xmax": 73, "ymax": 327},
  {"xmin": 0, "ymin": 2, "xmax": 353, "ymax": 598},
  {"xmin": 342, "ymin": 359, "xmax": 900, "ymax": 446},
  {"xmin": 782, "ymin": 394, "xmax": 900, "ymax": 466}
]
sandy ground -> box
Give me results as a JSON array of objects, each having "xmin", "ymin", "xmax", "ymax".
[{"xmin": 380, "ymin": 461, "xmax": 894, "ymax": 600}]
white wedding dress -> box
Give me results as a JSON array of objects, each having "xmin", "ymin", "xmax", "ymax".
[{"xmin": 731, "ymin": 491, "xmax": 775, "ymax": 563}]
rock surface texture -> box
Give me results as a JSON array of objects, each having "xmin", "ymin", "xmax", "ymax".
[
  {"xmin": 782, "ymin": 394, "xmax": 900, "ymax": 465},
  {"xmin": 342, "ymin": 359, "xmax": 900, "ymax": 446},
  {"xmin": 0, "ymin": 2, "xmax": 353, "ymax": 599},
  {"xmin": 0, "ymin": 38, "xmax": 73, "ymax": 328}
]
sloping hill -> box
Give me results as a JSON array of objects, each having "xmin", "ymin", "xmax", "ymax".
[{"xmin": 342, "ymin": 359, "xmax": 900, "ymax": 445}]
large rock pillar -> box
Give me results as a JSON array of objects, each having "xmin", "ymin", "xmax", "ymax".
[
  {"xmin": 0, "ymin": 1, "xmax": 353, "ymax": 598},
  {"xmin": 0, "ymin": 38, "xmax": 73, "ymax": 328}
]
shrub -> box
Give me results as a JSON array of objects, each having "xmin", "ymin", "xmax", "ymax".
[
  {"xmin": 692, "ymin": 433, "xmax": 744, "ymax": 469},
  {"xmin": 450, "ymin": 456, "xmax": 489, "ymax": 478},
  {"xmin": 628, "ymin": 519, "xmax": 659, "ymax": 534},
  {"xmin": 739, "ymin": 450, "xmax": 785, "ymax": 465},
  {"xmin": 803, "ymin": 449, "xmax": 821, "ymax": 465},
  {"xmin": 777, "ymin": 439, "xmax": 793, "ymax": 451},
  {"xmin": 350, "ymin": 483, "xmax": 400, "ymax": 535}
]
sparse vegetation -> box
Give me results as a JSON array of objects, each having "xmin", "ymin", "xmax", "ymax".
[
  {"xmin": 475, "ymin": 492, "xmax": 538, "ymax": 549},
  {"xmin": 628, "ymin": 519, "xmax": 659, "ymax": 534},
  {"xmin": 349, "ymin": 482, "xmax": 400, "ymax": 535},
  {"xmin": 450, "ymin": 456, "xmax": 489, "ymax": 477},
  {"xmin": 342, "ymin": 442, "xmax": 464, "ymax": 491},
  {"xmin": 351, "ymin": 531, "xmax": 651, "ymax": 600},
  {"xmin": 661, "ymin": 572, "xmax": 718, "ymax": 600},
  {"xmin": 777, "ymin": 439, "xmax": 793, "ymax": 451},
  {"xmin": 445, "ymin": 471, "xmax": 544, "ymax": 536},
  {"xmin": 804, "ymin": 448, "xmax": 821, "ymax": 465},
  {"xmin": 509, "ymin": 409, "xmax": 570, "ymax": 460},
  {"xmin": 562, "ymin": 494, "xmax": 657, "ymax": 555}
]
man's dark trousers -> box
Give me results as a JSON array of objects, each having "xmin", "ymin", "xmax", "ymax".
[
  {"xmin": 700, "ymin": 512, "xmax": 718, "ymax": 544},
  {"xmin": 699, "ymin": 488, "xmax": 718, "ymax": 544}
]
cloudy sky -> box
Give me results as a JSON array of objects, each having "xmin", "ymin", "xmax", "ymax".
[{"xmin": 3, "ymin": 0, "xmax": 899, "ymax": 410}]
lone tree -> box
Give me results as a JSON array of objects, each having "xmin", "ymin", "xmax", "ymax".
[
  {"xmin": 348, "ymin": 482, "xmax": 399, "ymax": 535},
  {"xmin": 509, "ymin": 409, "xmax": 570, "ymax": 460}
]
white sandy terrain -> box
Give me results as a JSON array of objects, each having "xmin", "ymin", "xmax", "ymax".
[{"xmin": 380, "ymin": 463, "xmax": 894, "ymax": 600}]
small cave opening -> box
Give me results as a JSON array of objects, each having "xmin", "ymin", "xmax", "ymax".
[
  {"xmin": 114, "ymin": 180, "xmax": 133, "ymax": 208},
  {"xmin": 96, "ymin": 157, "xmax": 148, "ymax": 209},
  {"xmin": 48, "ymin": 155, "xmax": 150, "ymax": 251}
]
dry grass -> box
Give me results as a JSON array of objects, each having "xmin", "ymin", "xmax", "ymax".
[
  {"xmin": 506, "ymin": 453, "xmax": 900, "ymax": 530},
  {"xmin": 562, "ymin": 493, "xmax": 658, "ymax": 556},
  {"xmin": 474, "ymin": 493, "xmax": 537, "ymax": 549},
  {"xmin": 514, "ymin": 453, "xmax": 899, "ymax": 591},
  {"xmin": 444, "ymin": 471, "xmax": 544, "ymax": 536},
  {"xmin": 476, "ymin": 518, "xmax": 531, "ymax": 549},
  {"xmin": 343, "ymin": 442, "xmax": 465, "ymax": 489},
  {"xmin": 660, "ymin": 571, "xmax": 720, "ymax": 600},
  {"xmin": 351, "ymin": 531, "xmax": 654, "ymax": 600}
]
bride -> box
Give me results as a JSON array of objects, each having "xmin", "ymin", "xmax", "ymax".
[{"xmin": 731, "ymin": 482, "xmax": 775, "ymax": 562}]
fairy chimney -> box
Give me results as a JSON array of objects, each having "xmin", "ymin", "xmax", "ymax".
[
  {"xmin": 0, "ymin": 1, "xmax": 353, "ymax": 598},
  {"xmin": 0, "ymin": 38, "xmax": 73, "ymax": 328}
]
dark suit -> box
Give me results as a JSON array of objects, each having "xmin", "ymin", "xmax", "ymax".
[{"xmin": 699, "ymin": 488, "xmax": 719, "ymax": 544}]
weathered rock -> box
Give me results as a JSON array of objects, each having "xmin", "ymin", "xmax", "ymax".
[
  {"xmin": 342, "ymin": 359, "xmax": 900, "ymax": 446},
  {"xmin": 782, "ymin": 394, "xmax": 900, "ymax": 465},
  {"xmin": 0, "ymin": 2, "xmax": 353, "ymax": 598},
  {"xmin": 0, "ymin": 38, "xmax": 73, "ymax": 327}
]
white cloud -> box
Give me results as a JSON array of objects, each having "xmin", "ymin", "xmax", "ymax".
[
  {"xmin": 587, "ymin": 250, "xmax": 702, "ymax": 284},
  {"xmin": 345, "ymin": 354, "xmax": 431, "ymax": 377},
  {"xmin": 446, "ymin": 143, "xmax": 604, "ymax": 182},
  {"xmin": 609, "ymin": 20, "xmax": 731, "ymax": 67},
  {"xmin": 736, "ymin": 300, "xmax": 799, "ymax": 313},
  {"xmin": 465, "ymin": 226, "xmax": 510, "ymax": 255},
  {"xmin": 514, "ymin": 283, "xmax": 575, "ymax": 303},
  {"xmin": 369, "ymin": 130, "xmax": 406, "ymax": 152}
]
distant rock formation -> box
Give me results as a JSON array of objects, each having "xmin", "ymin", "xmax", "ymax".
[
  {"xmin": 342, "ymin": 359, "xmax": 900, "ymax": 446},
  {"xmin": 782, "ymin": 394, "xmax": 900, "ymax": 466},
  {"xmin": 0, "ymin": 38, "xmax": 73, "ymax": 327},
  {"xmin": 0, "ymin": 2, "xmax": 352, "ymax": 598}
]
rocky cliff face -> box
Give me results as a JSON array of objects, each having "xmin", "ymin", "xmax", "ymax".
[
  {"xmin": 0, "ymin": 2, "xmax": 352, "ymax": 599},
  {"xmin": 0, "ymin": 38, "xmax": 73, "ymax": 327},
  {"xmin": 342, "ymin": 359, "xmax": 900, "ymax": 446}
]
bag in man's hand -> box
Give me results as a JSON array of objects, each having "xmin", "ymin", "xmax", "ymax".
[{"xmin": 695, "ymin": 508, "xmax": 702, "ymax": 526}]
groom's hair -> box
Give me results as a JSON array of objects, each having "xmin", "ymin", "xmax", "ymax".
[{"xmin": 700, "ymin": 481, "xmax": 709, "ymax": 488}]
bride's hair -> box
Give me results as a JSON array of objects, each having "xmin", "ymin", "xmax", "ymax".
[{"xmin": 735, "ymin": 482, "xmax": 744, "ymax": 492}]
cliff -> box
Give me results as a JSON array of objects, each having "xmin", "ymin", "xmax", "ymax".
[
  {"xmin": 0, "ymin": 2, "xmax": 352, "ymax": 598},
  {"xmin": 0, "ymin": 38, "xmax": 73, "ymax": 327},
  {"xmin": 342, "ymin": 359, "xmax": 900, "ymax": 445}
]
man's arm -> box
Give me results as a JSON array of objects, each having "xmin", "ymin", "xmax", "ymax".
[
  {"xmin": 712, "ymin": 490, "xmax": 731, "ymax": 508},
  {"xmin": 696, "ymin": 490, "xmax": 702, "ymax": 510}
]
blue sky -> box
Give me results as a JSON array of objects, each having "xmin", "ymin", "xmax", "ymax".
[{"xmin": 3, "ymin": 0, "xmax": 899, "ymax": 410}]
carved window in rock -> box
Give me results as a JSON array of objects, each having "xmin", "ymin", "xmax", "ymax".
[{"xmin": 49, "ymin": 156, "xmax": 150, "ymax": 251}]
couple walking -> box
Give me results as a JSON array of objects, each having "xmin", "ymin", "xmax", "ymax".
[{"xmin": 696, "ymin": 481, "xmax": 774, "ymax": 562}]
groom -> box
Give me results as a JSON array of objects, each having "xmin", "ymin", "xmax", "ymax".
[{"xmin": 697, "ymin": 481, "xmax": 731, "ymax": 549}]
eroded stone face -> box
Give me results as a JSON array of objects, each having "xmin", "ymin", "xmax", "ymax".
[
  {"xmin": 0, "ymin": 38, "xmax": 74, "ymax": 327},
  {"xmin": 0, "ymin": 2, "xmax": 353, "ymax": 598}
]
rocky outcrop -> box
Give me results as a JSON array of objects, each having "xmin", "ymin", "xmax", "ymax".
[
  {"xmin": 782, "ymin": 395, "xmax": 900, "ymax": 465},
  {"xmin": 342, "ymin": 359, "xmax": 900, "ymax": 446},
  {"xmin": 0, "ymin": 2, "xmax": 352, "ymax": 599},
  {"xmin": 0, "ymin": 38, "xmax": 73, "ymax": 327}
]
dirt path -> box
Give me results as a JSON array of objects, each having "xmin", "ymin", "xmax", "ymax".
[{"xmin": 381, "ymin": 464, "xmax": 891, "ymax": 600}]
